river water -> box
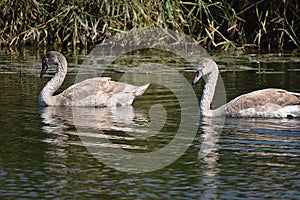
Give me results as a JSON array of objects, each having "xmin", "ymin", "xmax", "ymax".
[{"xmin": 0, "ymin": 48, "xmax": 299, "ymax": 199}]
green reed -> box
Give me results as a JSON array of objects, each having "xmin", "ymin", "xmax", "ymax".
[{"xmin": 0, "ymin": 0, "xmax": 299, "ymax": 51}]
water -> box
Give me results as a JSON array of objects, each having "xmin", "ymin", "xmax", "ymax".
[{"xmin": 0, "ymin": 48, "xmax": 300, "ymax": 199}]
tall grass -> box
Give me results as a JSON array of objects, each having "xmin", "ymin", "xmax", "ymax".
[{"xmin": 0, "ymin": 0, "xmax": 299, "ymax": 51}]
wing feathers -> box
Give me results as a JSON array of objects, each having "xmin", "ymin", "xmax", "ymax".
[
  {"xmin": 226, "ymin": 89, "xmax": 300, "ymax": 114},
  {"xmin": 56, "ymin": 77, "xmax": 148, "ymax": 106}
]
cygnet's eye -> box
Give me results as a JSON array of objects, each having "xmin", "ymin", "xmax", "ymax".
[
  {"xmin": 198, "ymin": 65, "xmax": 205, "ymax": 72},
  {"xmin": 42, "ymin": 57, "xmax": 48, "ymax": 65}
]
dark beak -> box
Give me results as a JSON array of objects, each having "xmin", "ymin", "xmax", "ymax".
[
  {"xmin": 40, "ymin": 60, "xmax": 49, "ymax": 78},
  {"xmin": 192, "ymin": 71, "xmax": 202, "ymax": 85}
]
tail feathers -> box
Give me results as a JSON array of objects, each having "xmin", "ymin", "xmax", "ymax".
[{"xmin": 134, "ymin": 83, "xmax": 150, "ymax": 97}]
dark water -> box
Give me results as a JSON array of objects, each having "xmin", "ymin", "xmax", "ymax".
[{"xmin": 0, "ymin": 49, "xmax": 300, "ymax": 199}]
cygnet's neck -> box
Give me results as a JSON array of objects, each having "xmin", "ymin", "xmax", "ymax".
[
  {"xmin": 38, "ymin": 59, "xmax": 67, "ymax": 106},
  {"xmin": 200, "ymin": 68, "xmax": 219, "ymax": 117}
]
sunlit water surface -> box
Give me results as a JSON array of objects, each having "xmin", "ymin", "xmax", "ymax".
[{"xmin": 0, "ymin": 49, "xmax": 300, "ymax": 199}]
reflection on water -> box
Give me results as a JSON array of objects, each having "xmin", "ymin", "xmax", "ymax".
[
  {"xmin": 197, "ymin": 116, "xmax": 300, "ymax": 200},
  {"xmin": 40, "ymin": 106, "xmax": 149, "ymax": 138},
  {"xmin": 223, "ymin": 117, "xmax": 300, "ymax": 157},
  {"xmin": 197, "ymin": 117, "xmax": 224, "ymax": 200},
  {"xmin": 40, "ymin": 106, "xmax": 154, "ymax": 157},
  {"xmin": 0, "ymin": 49, "xmax": 300, "ymax": 199},
  {"xmin": 198, "ymin": 117, "xmax": 225, "ymax": 159}
]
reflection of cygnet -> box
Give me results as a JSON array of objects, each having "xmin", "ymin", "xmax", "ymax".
[
  {"xmin": 198, "ymin": 117, "xmax": 224, "ymax": 159},
  {"xmin": 111, "ymin": 106, "xmax": 136, "ymax": 125},
  {"xmin": 40, "ymin": 106, "xmax": 148, "ymax": 135}
]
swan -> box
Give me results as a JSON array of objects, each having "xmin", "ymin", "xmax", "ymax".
[
  {"xmin": 39, "ymin": 51, "xmax": 150, "ymax": 107},
  {"xmin": 192, "ymin": 58, "xmax": 300, "ymax": 118}
]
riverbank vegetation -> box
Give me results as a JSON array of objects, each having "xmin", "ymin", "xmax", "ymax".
[{"xmin": 0, "ymin": 0, "xmax": 299, "ymax": 51}]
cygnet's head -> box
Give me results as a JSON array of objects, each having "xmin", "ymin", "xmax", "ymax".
[
  {"xmin": 40, "ymin": 51, "xmax": 65, "ymax": 78},
  {"xmin": 192, "ymin": 58, "xmax": 217, "ymax": 85}
]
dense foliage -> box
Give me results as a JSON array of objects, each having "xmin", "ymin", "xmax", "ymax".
[{"xmin": 0, "ymin": 0, "xmax": 299, "ymax": 51}]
